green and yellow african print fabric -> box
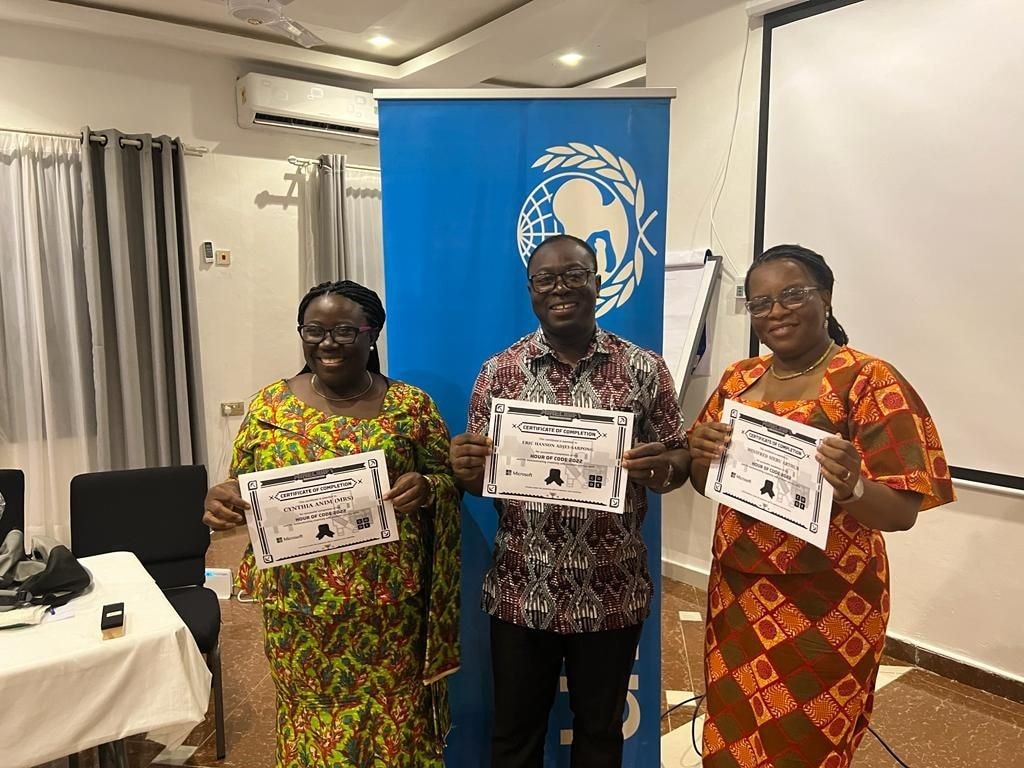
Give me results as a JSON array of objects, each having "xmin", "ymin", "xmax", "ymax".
[{"xmin": 231, "ymin": 379, "xmax": 460, "ymax": 767}]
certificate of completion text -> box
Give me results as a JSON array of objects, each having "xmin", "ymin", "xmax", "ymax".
[
  {"xmin": 708, "ymin": 400, "xmax": 834, "ymax": 549},
  {"xmin": 239, "ymin": 452, "xmax": 399, "ymax": 569},
  {"xmin": 484, "ymin": 398, "xmax": 634, "ymax": 512}
]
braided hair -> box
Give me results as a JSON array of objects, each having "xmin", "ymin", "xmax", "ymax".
[
  {"xmin": 297, "ymin": 280, "xmax": 386, "ymax": 374},
  {"xmin": 745, "ymin": 244, "xmax": 850, "ymax": 346}
]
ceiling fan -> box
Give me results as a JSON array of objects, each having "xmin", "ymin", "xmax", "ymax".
[{"xmin": 225, "ymin": 0, "xmax": 326, "ymax": 49}]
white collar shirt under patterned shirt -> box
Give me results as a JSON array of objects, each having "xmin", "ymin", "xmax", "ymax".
[{"xmin": 467, "ymin": 327, "xmax": 687, "ymax": 634}]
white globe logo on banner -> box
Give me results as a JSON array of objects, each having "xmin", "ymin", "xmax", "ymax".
[{"xmin": 517, "ymin": 143, "xmax": 659, "ymax": 317}]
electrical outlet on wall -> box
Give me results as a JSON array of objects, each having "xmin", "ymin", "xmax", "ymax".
[
  {"xmin": 220, "ymin": 401, "xmax": 244, "ymax": 417},
  {"xmin": 215, "ymin": 249, "xmax": 231, "ymax": 266}
]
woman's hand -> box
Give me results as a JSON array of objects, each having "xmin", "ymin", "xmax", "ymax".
[
  {"xmin": 816, "ymin": 435, "xmax": 863, "ymax": 500},
  {"xmin": 203, "ymin": 479, "xmax": 250, "ymax": 531},
  {"xmin": 385, "ymin": 472, "xmax": 432, "ymax": 513},
  {"xmin": 689, "ymin": 422, "xmax": 732, "ymax": 465}
]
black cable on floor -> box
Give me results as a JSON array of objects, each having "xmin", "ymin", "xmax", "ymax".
[
  {"xmin": 659, "ymin": 694, "xmax": 707, "ymax": 757},
  {"xmin": 665, "ymin": 699, "xmax": 909, "ymax": 766},
  {"xmin": 660, "ymin": 694, "xmax": 702, "ymax": 720},
  {"xmin": 868, "ymin": 724, "xmax": 912, "ymax": 768},
  {"xmin": 690, "ymin": 694, "xmax": 704, "ymax": 757}
]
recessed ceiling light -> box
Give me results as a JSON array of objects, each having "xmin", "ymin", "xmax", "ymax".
[
  {"xmin": 368, "ymin": 35, "xmax": 394, "ymax": 49},
  {"xmin": 558, "ymin": 52, "xmax": 583, "ymax": 66}
]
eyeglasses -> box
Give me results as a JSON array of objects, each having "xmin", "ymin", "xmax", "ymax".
[
  {"xmin": 744, "ymin": 286, "xmax": 821, "ymax": 318},
  {"xmin": 297, "ymin": 324, "xmax": 374, "ymax": 345},
  {"xmin": 528, "ymin": 268, "xmax": 594, "ymax": 293}
]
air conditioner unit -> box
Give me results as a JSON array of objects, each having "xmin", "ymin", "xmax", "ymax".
[{"xmin": 236, "ymin": 73, "xmax": 378, "ymax": 143}]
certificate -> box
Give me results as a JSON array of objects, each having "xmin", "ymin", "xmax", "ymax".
[
  {"xmin": 708, "ymin": 400, "xmax": 834, "ymax": 549},
  {"xmin": 238, "ymin": 451, "xmax": 399, "ymax": 569},
  {"xmin": 483, "ymin": 398, "xmax": 634, "ymax": 512}
]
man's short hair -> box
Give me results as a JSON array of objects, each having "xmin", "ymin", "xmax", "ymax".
[{"xmin": 526, "ymin": 234, "xmax": 599, "ymax": 272}]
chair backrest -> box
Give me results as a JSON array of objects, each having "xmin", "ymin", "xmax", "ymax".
[
  {"xmin": 0, "ymin": 469, "xmax": 26, "ymax": 545},
  {"xmin": 70, "ymin": 465, "xmax": 210, "ymax": 590}
]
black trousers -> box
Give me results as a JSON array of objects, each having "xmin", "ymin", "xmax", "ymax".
[{"xmin": 490, "ymin": 617, "xmax": 644, "ymax": 768}]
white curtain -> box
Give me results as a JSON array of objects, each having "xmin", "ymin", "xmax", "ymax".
[
  {"xmin": 0, "ymin": 134, "xmax": 93, "ymax": 544},
  {"xmin": 342, "ymin": 167, "xmax": 383, "ymax": 286},
  {"xmin": 298, "ymin": 161, "xmax": 320, "ymax": 296},
  {"xmin": 343, "ymin": 166, "xmax": 385, "ymax": 367},
  {"xmin": 0, "ymin": 129, "xmax": 206, "ymax": 544},
  {"xmin": 297, "ymin": 158, "xmax": 386, "ymax": 367}
]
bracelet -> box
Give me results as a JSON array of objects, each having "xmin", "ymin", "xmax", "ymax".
[
  {"xmin": 422, "ymin": 474, "xmax": 438, "ymax": 508},
  {"xmin": 836, "ymin": 475, "xmax": 865, "ymax": 504}
]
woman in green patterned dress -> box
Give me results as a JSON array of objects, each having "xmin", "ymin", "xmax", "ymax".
[{"xmin": 203, "ymin": 281, "xmax": 461, "ymax": 768}]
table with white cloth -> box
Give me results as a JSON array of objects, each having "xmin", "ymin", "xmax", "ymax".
[{"xmin": 0, "ymin": 551, "xmax": 212, "ymax": 768}]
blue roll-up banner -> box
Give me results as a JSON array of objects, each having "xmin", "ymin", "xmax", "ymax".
[{"xmin": 376, "ymin": 90, "xmax": 674, "ymax": 767}]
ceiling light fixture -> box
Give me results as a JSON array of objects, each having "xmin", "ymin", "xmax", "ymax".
[
  {"xmin": 368, "ymin": 35, "xmax": 394, "ymax": 49},
  {"xmin": 558, "ymin": 52, "xmax": 583, "ymax": 66}
]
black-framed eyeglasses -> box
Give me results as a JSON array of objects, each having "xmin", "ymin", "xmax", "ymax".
[
  {"xmin": 297, "ymin": 324, "xmax": 374, "ymax": 345},
  {"xmin": 528, "ymin": 268, "xmax": 594, "ymax": 293},
  {"xmin": 744, "ymin": 286, "xmax": 822, "ymax": 318}
]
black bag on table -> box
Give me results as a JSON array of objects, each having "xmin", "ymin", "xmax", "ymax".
[{"xmin": 0, "ymin": 530, "xmax": 92, "ymax": 612}]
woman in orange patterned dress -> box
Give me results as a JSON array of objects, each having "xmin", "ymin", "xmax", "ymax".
[{"xmin": 688, "ymin": 245, "xmax": 954, "ymax": 768}]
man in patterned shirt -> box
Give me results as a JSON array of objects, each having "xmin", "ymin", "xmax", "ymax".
[{"xmin": 450, "ymin": 234, "xmax": 690, "ymax": 768}]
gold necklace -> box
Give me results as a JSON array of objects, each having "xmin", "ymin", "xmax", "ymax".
[
  {"xmin": 311, "ymin": 371, "xmax": 374, "ymax": 402},
  {"xmin": 769, "ymin": 342, "xmax": 835, "ymax": 381}
]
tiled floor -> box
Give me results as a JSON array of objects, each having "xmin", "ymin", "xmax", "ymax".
[
  {"xmin": 659, "ymin": 579, "xmax": 1024, "ymax": 768},
  {"xmin": 35, "ymin": 531, "xmax": 1024, "ymax": 767}
]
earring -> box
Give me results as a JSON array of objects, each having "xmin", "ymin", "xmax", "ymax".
[{"xmin": 370, "ymin": 344, "xmax": 375, "ymax": 350}]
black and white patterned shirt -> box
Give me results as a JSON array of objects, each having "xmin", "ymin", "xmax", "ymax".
[{"xmin": 467, "ymin": 327, "xmax": 686, "ymax": 633}]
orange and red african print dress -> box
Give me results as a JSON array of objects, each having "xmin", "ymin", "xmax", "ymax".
[{"xmin": 691, "ymin": 348, "xmax": 954, "ymax": 768}]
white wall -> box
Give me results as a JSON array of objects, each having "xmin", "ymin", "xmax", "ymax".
[
  {"xmin": 647, "ymin": 0, "xmax": 761, "ymax": 582},
  {"xmin": 647, "ymin": 0, "xmax": 1024, "ymax": 681},
  {"xmin": 0, "ymin": 21, "xmax": 379, "ymax": 482}
]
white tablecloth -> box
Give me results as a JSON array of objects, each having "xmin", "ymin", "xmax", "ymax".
[{"xmin": 0, "ymin": 551, "xmax": 213, "ymax": 768}]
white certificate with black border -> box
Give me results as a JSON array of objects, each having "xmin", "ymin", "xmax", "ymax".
[
  {"xmin": 483, "ymin": 398, "xmax": 634, "ymax": 513},
  {"xmin": 708, "ymin": 399, "xmax": 834, "ymax": 549},
  {"xmin": 239, "ymin": 452, "xmax": 399, "ymax": 569}
]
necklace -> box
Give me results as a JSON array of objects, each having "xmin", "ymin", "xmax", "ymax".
[
  {"xmin": 769, "ymin": 342, "xmax": 835, "ymax": 381},
  {"xmin": 311, "ymin": 371, "xmax": 374, "ymax": 402}
]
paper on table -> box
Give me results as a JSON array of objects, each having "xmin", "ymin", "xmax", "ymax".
[{"xmin": 42, "ymin": 605, "xmax": 75, "ymax": 623}]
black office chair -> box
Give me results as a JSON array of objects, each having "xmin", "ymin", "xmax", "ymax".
[
  {"xmin": 70, "ymin": 465, "xmax": 226, "ymax": 760},
  {"xmin": 0, "ymin": 468, "xmax": 25, "ymax": 545}
]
